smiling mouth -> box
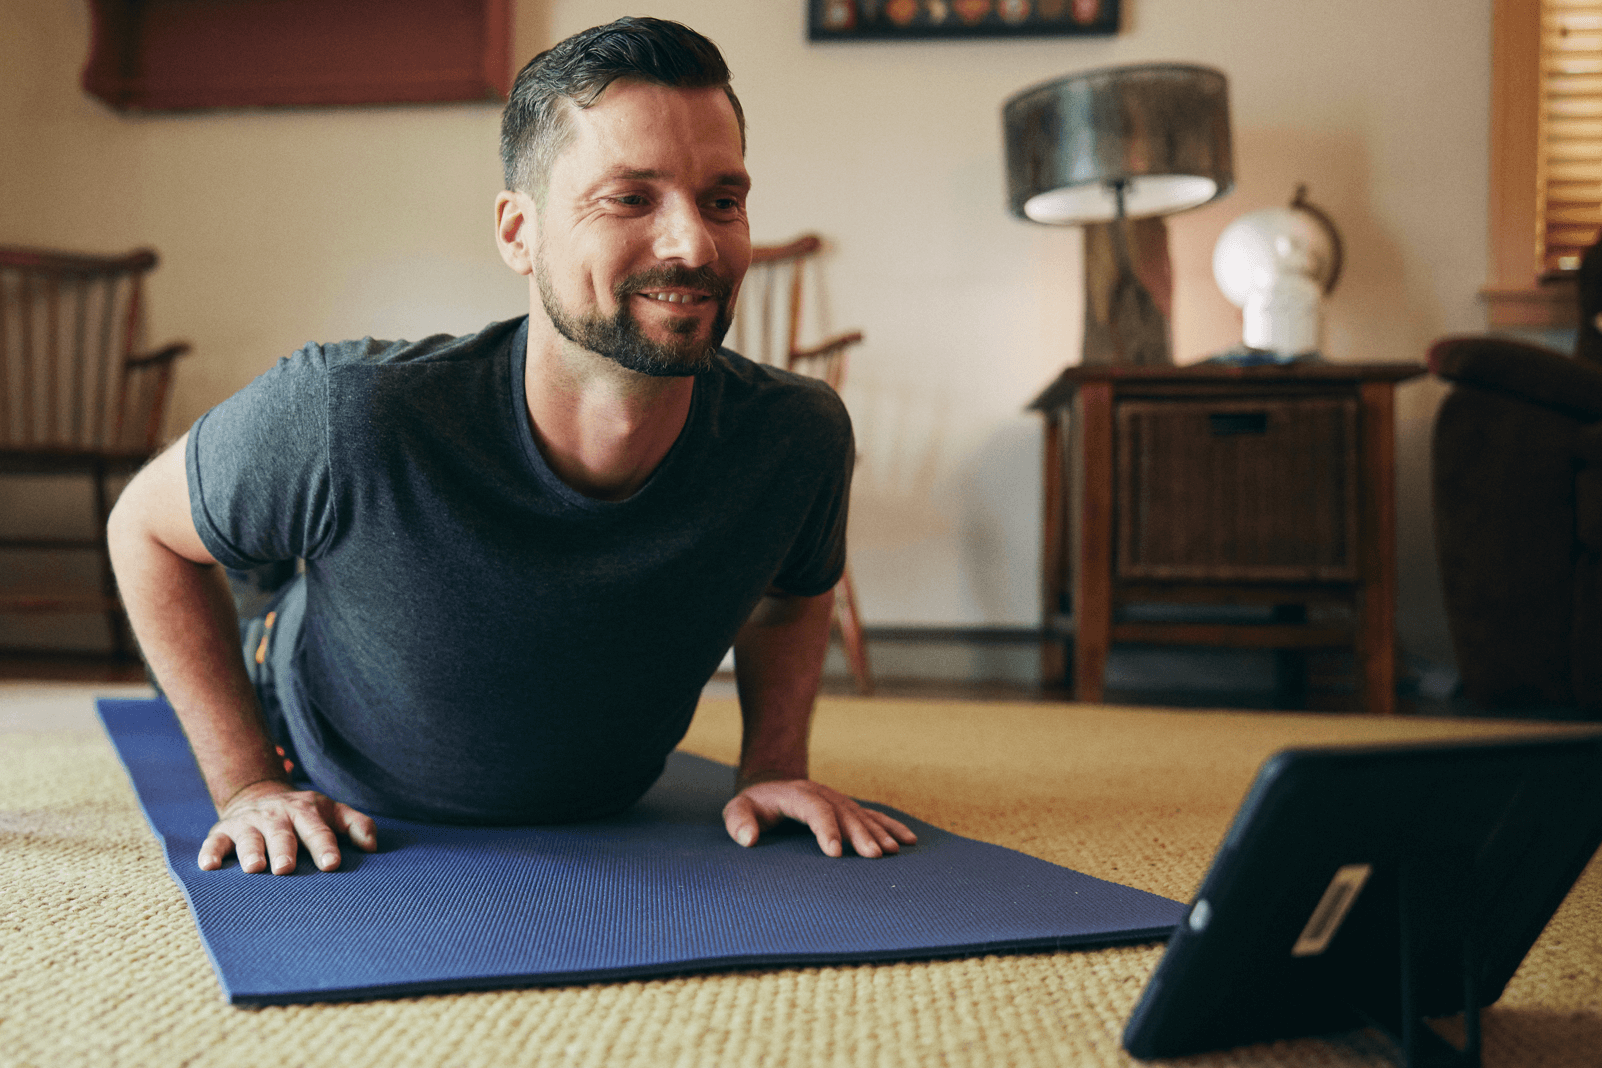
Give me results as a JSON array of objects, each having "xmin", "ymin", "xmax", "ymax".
[{"xmin": 618, "ymin": 264, "xmax": 733, "ymax": 312}]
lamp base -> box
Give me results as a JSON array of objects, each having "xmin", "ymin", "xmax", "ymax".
[{"xmin": 1082, "ymin": 216, "xmax": 1173, "ymax": 366}]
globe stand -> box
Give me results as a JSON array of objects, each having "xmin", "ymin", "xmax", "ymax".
[{"xmin": 1210, "ymin": 184, "xmax": 1344, "ymax": 361}]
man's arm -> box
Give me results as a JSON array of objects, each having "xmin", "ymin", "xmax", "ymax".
[
  {"xmin": 106, "ymin": 435, "xmax": 376, "ymax": 874},
  {"xmin": 721, "ymin": 588, "xmax": 916, "ymax": 858}
]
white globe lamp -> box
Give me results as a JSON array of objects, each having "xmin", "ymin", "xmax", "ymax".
[{"xmin": 1211, "ymin": 186, "xmax": 1342, "ymax": 363}]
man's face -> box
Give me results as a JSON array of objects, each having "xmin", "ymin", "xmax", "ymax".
[{"xmin": 533, "ymin": 80, "xmax": 752, "ymax": 376}]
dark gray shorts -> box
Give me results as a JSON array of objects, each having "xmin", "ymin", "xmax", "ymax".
[{"xmin": 240, "ymin": 574, "xmax": 309, "ymax": 784}]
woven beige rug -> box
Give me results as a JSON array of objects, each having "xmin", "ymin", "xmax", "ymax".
[{"xmin": 2, "ymin": 688, "xmax": 1598, "ymax": 1067}]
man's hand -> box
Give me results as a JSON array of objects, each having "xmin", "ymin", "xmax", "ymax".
[
  {"xmin": 199, "ymin": 780, "xmax": 378, "ymax": 875},
  {"xmin": 723, "ymin": 778, "xmax": 917, "ymax": 858},
  {"xmin": 727, "ymin": 589, "xmax": 918, "ymax": 858}
]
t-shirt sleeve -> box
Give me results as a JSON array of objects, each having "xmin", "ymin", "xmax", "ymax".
[
  {"xmin": 185, "ymin": 345, "xmax": 337, "ymax": 571},
  {"xmin": 769, "ymin": 387, "xmax": 854, "ymax": 597}
]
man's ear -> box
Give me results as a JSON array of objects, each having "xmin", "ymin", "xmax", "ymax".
[{"xmin": 495, "ymin": 190, "xmax": 536, "ymax": 276}]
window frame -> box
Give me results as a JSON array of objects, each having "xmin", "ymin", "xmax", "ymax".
[{"xmin": 1485, "ymin": 0, "xmax": 1581, "ymax": 327}]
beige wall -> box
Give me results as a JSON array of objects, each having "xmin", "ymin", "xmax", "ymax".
[{"xmin": 2, "ymin": 0, "xmax": 1484, "ymax": 665}]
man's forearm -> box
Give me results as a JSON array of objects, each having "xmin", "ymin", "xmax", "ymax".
[
  {"xmin": 724, "ymin": 587, "xmax": 915, "ymax": 858},
  {"xmin": 108, "ymin": 515, "xmax": 287, "ymax": 811},
  {"xmin": 731, "ymin": 589, "xmax": 833, "ymax": 788}
]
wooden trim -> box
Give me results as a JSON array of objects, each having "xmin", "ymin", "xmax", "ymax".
[
  {"xmin": 1358, "ymin": 381, "xmax": 1398, "ymax": 715},
  {"xmin": 862, "ymin": 625, "xmax": 1045, "ymax": 644},
  {"xmin": 0, "ymin": 451, "xmax": 148, "ymax": 473},
  {"xmin": 1481, "ymin": 0, "xmax": 1594, "ymax": 328},
  {"xmin": 1029, "ymin": 362, "xmax": 1424, "ymax": 412},
  {"xmin": 1480, "ymin": 278, "xmax": 1581, "ymax": 328},
  {"xmin": 1109, "ymin": 623, "xmax": 1352, "ymax": 648},
  {"xmin": 1072, "ymin": 383, "xmax": 1115, "ymax": 702},
  {"xmin": 1039, "ymin": 412, "xmax": 1067, "ymax": 683},
  {"xmin": 0, "ymin": 593, "xmax": 122, "ymax": 613},
  {"xmin": 1490, "ymin": 0, "xmax": 1544, "ymax": 292},
  {"xmin": 0, "ymin": 537, "xmax": 105, "ymax": 550},
  {"xmin": 0, "ymin": 247, "xmax": 156, "ymax": 274},
  {"xmin": 1113, "ymin": 583, "xmax": 1357, "ymax": 605}
]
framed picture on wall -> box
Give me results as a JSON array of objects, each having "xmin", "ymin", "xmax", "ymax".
[
  {"xmin": 808, "ymin": 0, "xmax": 1119, "ymax": 41},
  {"xmin": 83, "ymin": 0, "xmax": 510, "ymax": 111}
]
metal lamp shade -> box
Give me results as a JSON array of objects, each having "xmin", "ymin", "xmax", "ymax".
[{"xmin": 1004, "ymin": 64, "xmax": 1234, "ymax": 224}]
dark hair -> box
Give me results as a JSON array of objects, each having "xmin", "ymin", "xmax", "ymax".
[{"xmin": 499, "ymin": 17, "xmax": 745, "ymax": 197}]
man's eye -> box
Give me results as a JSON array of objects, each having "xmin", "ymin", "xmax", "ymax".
[
  {"xmin": 710, "ymin": 197, "xmax": 743, "ymax": 211},
  {"xmin": 610, "ymin": 194, "xmax": 648, "ymax": 207}
]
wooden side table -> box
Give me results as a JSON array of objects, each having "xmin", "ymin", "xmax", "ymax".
[{"xmin": 1029, "ymin": 362, "xmax": 1425, "ymax": 714}]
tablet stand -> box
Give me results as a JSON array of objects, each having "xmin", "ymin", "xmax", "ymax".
[
  {"xmin": 1357, "ymin": 864, "xmax": 1482, "ymax": 1068},
  {"xmin": 1122, "ymin": 733, "xmax": 1602, "ymax": 1067}
]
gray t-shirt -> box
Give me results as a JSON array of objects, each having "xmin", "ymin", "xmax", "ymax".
[{"xmin": 186, "ymin": 316, "xmax": 851, "ymax": 824}]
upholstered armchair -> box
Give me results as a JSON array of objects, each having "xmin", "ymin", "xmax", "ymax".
[{"xmin": 1430, "ymin": 251, "xmax": 1602, "ymax": 716}]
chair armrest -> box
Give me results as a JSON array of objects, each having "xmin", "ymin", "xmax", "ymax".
[
  {"xmin": 1429, "ymin": 335, "xmax": 1602, "ymax": 422},
  {"xmin": 792, "ymin": 330, "xmax": 863, "ymax": 363},
  {"xmin": 126, "ymin": 341, "xmax": 192, "ymax": 369},
  {"xmin": 1576, "ymin": 420, "xmax": 1602, "ymax": 469}
]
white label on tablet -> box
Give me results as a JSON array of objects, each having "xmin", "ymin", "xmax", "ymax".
[{"xmin": 1291, "ymin": 863, "xmax": 1372, "ymax": 958}]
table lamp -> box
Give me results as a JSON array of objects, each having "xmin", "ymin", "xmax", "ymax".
[{"xmin": 1004, "ymin": 64, "xmax": 1234, "ymax": 366}]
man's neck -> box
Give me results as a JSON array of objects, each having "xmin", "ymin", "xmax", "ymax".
[{"xmin": 522, "ymin": 321, "xmax": 697, "ymax": 502}]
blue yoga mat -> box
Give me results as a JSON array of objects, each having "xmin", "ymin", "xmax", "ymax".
[{"xmin": 99, "ymin": 698, "xmax": 1185, "ymax": 1005}]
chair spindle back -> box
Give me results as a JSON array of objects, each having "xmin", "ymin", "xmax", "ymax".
[
  {"xmin": 734, "ymin": 234, "xmax": 861, "ymax": 392},
  {"xmin": 0, "ymin": 247, "xmax": 177, "ymax": 456}
]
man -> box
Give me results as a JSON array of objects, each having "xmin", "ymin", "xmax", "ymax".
[{"xmin": 107, "ymin": 17, "xmax": 915, "ymax": 877}]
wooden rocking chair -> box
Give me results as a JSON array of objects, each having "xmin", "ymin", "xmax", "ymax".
[
  {"xmin": 737, "ymin": 234, "xmax": 872, "ymax": 695},
  {"xmin": 0, "ymin": 247, "xmax": 190, "ymax": 657}
]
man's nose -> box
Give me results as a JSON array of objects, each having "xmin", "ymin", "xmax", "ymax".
[{"xmin": 653, "ymin": 197, "xmax": 718, "ymax": 267}]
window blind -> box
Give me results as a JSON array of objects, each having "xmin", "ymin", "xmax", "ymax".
[{"xmin": 1541, "ymin": 0, "xmax": 1602, "ymax": 273}]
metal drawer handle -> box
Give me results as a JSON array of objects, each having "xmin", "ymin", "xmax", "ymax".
[{"xmin": 1209, "ymin": 411, "xmax": 1269, "ymax": 436}]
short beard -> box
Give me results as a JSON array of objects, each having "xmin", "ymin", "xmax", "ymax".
[{"xmin": 536, "ymin": 256, "xmax": 734, "ymax": 378}]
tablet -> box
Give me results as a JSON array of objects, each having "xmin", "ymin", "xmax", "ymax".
[{"xmin": 1122, "ymin": 731, "xmax": 1602, "ymax": 1064}]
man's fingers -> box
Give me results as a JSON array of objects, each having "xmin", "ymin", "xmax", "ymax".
[
  {"xmin": 722, "ymin": 795, "xmax": 761, "ymax": 848},
  {"xmin": 290, "ymin": 809, "xmax": 343, "ymax": 872},
  {"xmin": 233, "ymin": 825, "xmax": 269, "ymax": 874},
  {"xmin": 862, "ymin": 812, "xmax": 900, "ymax": 852},
  {"xmin": 331, "ymin": 803, "xmax": 379, "ymax": 853},
  {"xmin": 198, "ymin": 829, "xmax": 234, "ymax": 871},
  {"xmin": 201, "ymin": 788, "xmax": 378, "ymax": 876},
  {"xmin": 841, "ymin": 806, "xmax": 918, "ymax": 856},
  {"xmin": 791, "ymin": 793, "xmax": 844, "ymax": 858},
  {"xmin": 867, "ymin": 808, "xmax": 918, "ymax": 846},
  {"xmin": 264, "ymin": 825, "xmax": 301, "ymax": 874},
  {"xmin": 729, "ymin": 780, "xmax": 918, "ymax": 859},
  {"xmin": 837, "ymin": 807, "xmax": 889, "ymax": 859}
]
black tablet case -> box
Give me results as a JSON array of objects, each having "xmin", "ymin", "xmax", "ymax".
[{"xmin": 1123, "ymin": 732, "xmax": 1602, "ymax": 1066}]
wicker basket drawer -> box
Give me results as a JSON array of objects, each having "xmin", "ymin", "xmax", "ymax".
[{"xmin": 1114, "ymin": 396, "xmax": 1359, "ymax": 582}]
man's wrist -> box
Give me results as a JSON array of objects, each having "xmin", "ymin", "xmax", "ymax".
[
  {"xmin": 217, "ymin": 775, "xmax": 293, "ymax": 813},
  {"xmin": 733, "ymin": 768, "xmax": 803, "ymax": 794}
]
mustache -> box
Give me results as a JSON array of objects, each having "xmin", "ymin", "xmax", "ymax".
[{"xmin": 616, "ymin": 264, "xmax": 734, "ymax": 302}]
